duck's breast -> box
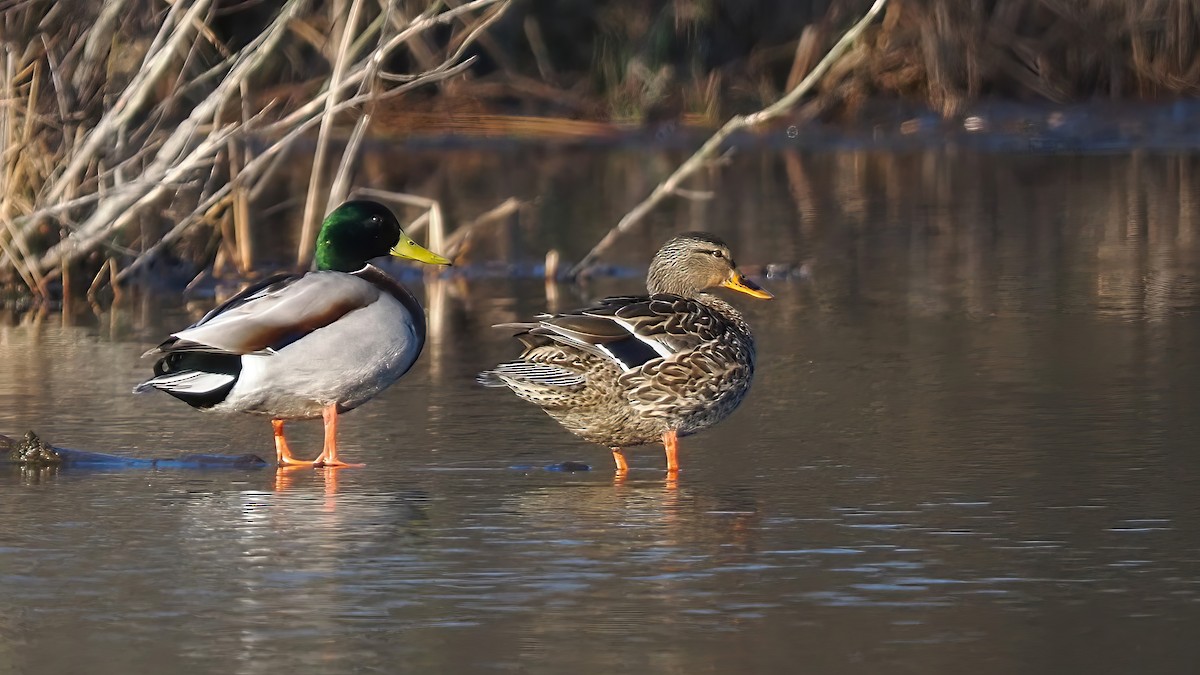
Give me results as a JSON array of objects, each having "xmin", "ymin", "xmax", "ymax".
[{"xmin": 220, "ymin": 291, "xmax": 423, "ymax": 418}]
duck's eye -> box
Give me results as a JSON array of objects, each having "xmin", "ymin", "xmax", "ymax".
[
  {"xmin": 709, "ymin": 250, "xmax": 725, "ymax": 259},
  {"xmin": 369, "ymin": 215, "xmax": 383, "ymax": 225}
]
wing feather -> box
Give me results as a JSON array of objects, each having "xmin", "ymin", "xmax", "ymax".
[
  {"xmin": 150, "ymin": 271, "xmax": 378, "ymax": 356},
  {"xmin": 494, "ymin": 293, "xmax": 730, "ymax": 373}
]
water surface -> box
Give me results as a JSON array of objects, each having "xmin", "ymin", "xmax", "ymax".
[{"xmin": 3, "ymin": 149, "xmax": 1200, "ymax": 674}]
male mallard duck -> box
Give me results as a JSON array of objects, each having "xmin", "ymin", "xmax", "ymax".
[
  {"xmin": 135, "ymin": 200, "xmax": 450, "ymax": 467},
  {"xmin": 478, "ymin": 232, "xmax": 772, "ymax": 473}
]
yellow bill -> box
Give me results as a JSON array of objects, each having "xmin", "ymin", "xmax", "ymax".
[
  {"xmin": 390, "ymin": 236, "xmax": 452, "ymax": 265},
  {"xmin": 721, "ymin": 272, "xmax": 773, "ymax": 299}
]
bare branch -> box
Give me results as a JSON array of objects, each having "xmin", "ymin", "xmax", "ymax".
[
  {"xmin": 296, "ymin": 0, "xmax": 367, "ymax": 268},
  {"xmin": 44, "ymin": 0, "xmax": 213, "ymax": 204},
  {"xmin": 4, "ymin": 0, "xmax": 512, "ymax": 291},
  {"xmin": 36, "ymin": 0, "xmax": 306, "ymax": 275},
  {"xmin": 442, "ymin": 197, "xmax": 522, "ymax": 261},
  {"xmin": 568, "ymin": 0, "xmax": 888, "ymax": 277}
]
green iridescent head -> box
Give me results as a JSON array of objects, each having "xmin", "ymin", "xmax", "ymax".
[{"xmin": 314, "ymin": 200, "xmax": 451, "ymax": 272}]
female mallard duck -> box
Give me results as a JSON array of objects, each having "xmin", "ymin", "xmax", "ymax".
[
  {"xmin": 478, "ymin": 232, "xmax": 772, "ymax": 473},
  {"xmin": 135, "ymin": 200, "xmax": 450, "ymax": 467}
]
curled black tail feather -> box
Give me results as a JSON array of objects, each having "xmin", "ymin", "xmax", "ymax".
[{"xmin": 135, "ymin": 352, "xmax": 242, "ymax": 409}]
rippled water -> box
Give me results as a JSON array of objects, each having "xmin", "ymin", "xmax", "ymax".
[{"xmin": 3, "ymin": 149, "xmax": 1200, "ymax": 674}]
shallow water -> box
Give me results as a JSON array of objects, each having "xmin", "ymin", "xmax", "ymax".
[{"xmin": 3, "ymin": 149, "xmax": 1200, "ymax": 674}]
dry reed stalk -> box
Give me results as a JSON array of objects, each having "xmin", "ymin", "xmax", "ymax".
[
  {"xmin": 0, "ymin": 45, "xmax": 44, "ymax": 298},
  {"xmin": 523, "ymin": 15, "xmax": 555, "ymax": 81},
  {"xmin": 569, "ymin": 0, "xmax": 889, "ymax": 277},
  {"xmin": 327, "ymin": 0, "xmax": 389, "ymax": 227},
  {"xmin": 3, "ymin": 0, "xmax": 511, "ymax": 294},
  {"xmin": 112, "ymin": 46, "xmax": 489, "ymax": 284},
  {"xmin": 269, "ymin": 3, "xmax": 504, "ymax": 221},
  {"xmin": 352, "ymin": 188, "xmax": 440, "ymax": 213},
  {"xmin": 236, "ymin": 0, "xmax": 511, "ymax": 270},
  {"xmin": 383, "ymin": 6, "xmax": 440, "ymax": 73},
  {"xmin": 328, "ymin": 110, "xmax": 373, "ymax": 216},
  {"xmin": 44, "ymin": 0, "xmax": 212, "ymax": 206},
  {"xmin": 441, "ymin": 197, "xmax": 522, "ymax": 262},
  {"xmin": 59, "ymin": 246, "xmax": 70, "ymax": 318},
  {"xmin": 841, "ymin": 0, "xmax": 1200, "ymax": 118},
  {"xmin": 229, "ymin": 81, "xmax": 254, "ymax": 274},
  {"xmin": 34, "ymin": 0, "xmax": 304, "ymax": 276},
  {"xmin": 85, "ymin": 256, "xmax": 111, "ymax": 306},
  {"xmin": 297, "ymin": 0, "xmax": 368, "ymax": 267},
  {"xmin": 428, "ymin": 201, "xmax": 445, "ymax": 260}
]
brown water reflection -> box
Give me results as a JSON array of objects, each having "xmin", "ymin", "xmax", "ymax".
[{"xmin": 2, "ymin": 149, "xmax": 1200, "ymax": 674}]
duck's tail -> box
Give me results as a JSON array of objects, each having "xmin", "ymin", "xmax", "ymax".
[
  {"xmin": 476, "ymin": 362, "xmax": 585, "ymax": 389},
  {"xmin": 133, "ymin": 352, "xmax": 241, "ymax": 409},
  {"xmin": 475, "ymin": 369, "xmax": 508, "ymax": 388}
]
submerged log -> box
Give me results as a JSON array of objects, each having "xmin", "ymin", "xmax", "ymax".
[{"xmin": 1, "ymin": 431, "xmax": 267, "ymax": 469}]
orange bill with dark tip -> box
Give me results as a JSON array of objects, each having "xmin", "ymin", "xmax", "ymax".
[{"xmin": 721, "ymin": 272, "xmax": 773, "ymax": 299}]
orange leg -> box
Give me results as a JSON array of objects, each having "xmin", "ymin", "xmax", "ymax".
[
  {"xmin": 312, "ymin": 403, "xmax": 364, "ymax": 468},
  {"xmin": 612, "ymin": 447, "xmax": 629, "ymax": 473},
  {"xmin": 272, "ymin": 419, "xmax": 312, "ymax": 466},
  {"xmin": 662, "ymin": 429, "xmax": 680, "ymax": 473}
]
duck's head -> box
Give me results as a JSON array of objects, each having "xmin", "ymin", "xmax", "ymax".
[
  {"xmin": 646, "ymin": 232, "xmax": 773, "ymax": 300},
  {"xmin": 315, "ymin": 200, "xmax": 452, "ymax": 272}
]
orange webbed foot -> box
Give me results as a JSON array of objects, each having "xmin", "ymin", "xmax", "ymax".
[
  {"xmin": 612, "ymin": 447, "xmax": 629, "ymax": 473},
  {"xmin": 311, "ymin": 404, "xmax": 364, "ymax": 468},
  {"xmin": 273, "ymin": 419, "xmax": 315, "ymax": 466},
  {"xmin": 662, "ymin": 429, "xmax": 680, "ymax": 473}
]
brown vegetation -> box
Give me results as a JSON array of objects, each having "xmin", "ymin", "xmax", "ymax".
[
  {"xmin": 837, "ymin": 0, "xmax": 1200, "ymax": 118},
  {"xmin": 0, "ymin": 0, "xmax": 511, "ymax": 302},
  {"xmin": 2, "ymin": 0, "xmax": 1198, "ymax": 302}
]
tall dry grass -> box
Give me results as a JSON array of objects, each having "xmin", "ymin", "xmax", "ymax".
[
  {"xmin": 3, "ymin": 0, "xmax": 1199, "ymax": 300},
  {"xmin": 425, "ymin": 0, "xmax": 1200, "ymax": 122},
  {"xmin": 0, "ymin": 0, "xmax": 510, "ymax": 300},
  {"xmin": 784, "ymin": 0, "xmax": 1200, "ymax": 118}
]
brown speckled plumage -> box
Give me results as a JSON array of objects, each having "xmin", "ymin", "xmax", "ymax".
[{"xmin": 479, "ymin": 233, "xmax": 771, "ymax": 469}]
